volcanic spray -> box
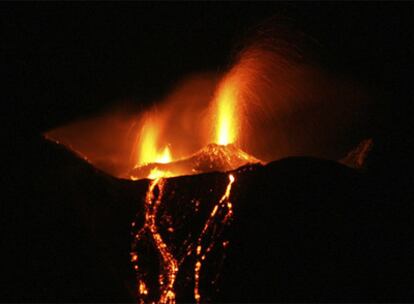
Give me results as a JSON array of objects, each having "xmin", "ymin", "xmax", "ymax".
[
  {"xmin": 128, "ymin": 51, "xmax": 258, "ymax": 302},
  {"xmin": 44, "ymin": 20, "xmax": 372, "ymax": 303}
]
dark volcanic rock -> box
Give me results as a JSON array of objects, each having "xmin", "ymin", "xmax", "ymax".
[{"xmin": 3, "ymin": 136, "xmax": 413, "ymax": 302}]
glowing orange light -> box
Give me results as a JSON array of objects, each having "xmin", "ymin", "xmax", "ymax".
[
  {"xmin": 156, "ymin": 146, "xmax": 172, "ymax": 164},
  {"xmin": 132, "ymin": 173, "xmax": 237, "ymax": 303},
  {"xmin": 214, "ymin": 81, "xmax": 239, "ymax": 145},
  {"xmin": 148, "ymin": 168, "xmax": 172, "ymax": 180},
  {"xmin": 129, "ymin": 71, "xmax": 244, "ymax": 302},
  {"xmin": 133, "ymin": 114, "xmax": 174, "ymax": 179},
  {"xmin": 139, "ymin": 281, "xmax": 149, "ymax": 296},
  {"xmin": 131, "ymin": 253, "xmax": 138, "ymax": 262},
  {"xmin": 193, "ymin": 174, "xmax": 235, "ymax": 303},
  {"xmin": 147, "ymin": 178, "xmax": 178, "ymax": 304},
  {"xmin": 136, "ymin": 116, "xmax": 172, "ymax": 168},
  {"xmin": 131, "ymin": 177, "xmax": 179, "ymax": 303}
]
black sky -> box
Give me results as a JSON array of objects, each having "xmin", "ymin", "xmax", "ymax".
[{"xmin": 3, "ymin": 3, "xmax": 412, "ymax": 137}]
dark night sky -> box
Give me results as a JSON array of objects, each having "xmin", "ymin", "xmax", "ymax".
[{"xmin": 3, "ymin": 3, "xmax": 412, "ymax": 137}]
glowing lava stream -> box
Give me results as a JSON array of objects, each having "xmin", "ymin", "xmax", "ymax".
[
  {"xmin": 132, "ymin": 177, "xmax": 178, "ymax": 304},
  {"xmin": 131, "ymin": 173, "xmax": 236, "ymax": 304},
  {"xmin": 194, "ymin": 174, "xmax": 235, "ymax": 303},
  {"xmin": 131, "ymin": 60, "xmax": 239, "ymax": 303}
]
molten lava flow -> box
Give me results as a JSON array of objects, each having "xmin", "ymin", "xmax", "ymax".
[
  {"xmin": 131, "ymin": 177, "xmax": 178, "ymax": 304},
  {"xmin": 128, "ymin": 59, "xmax": 248, "ymax": 303},
  {"xmin": 131, "ymin": 173, "xmax": 236, "ymax": 304},
  {"xmin": 214, "ymin": 80, "xmax": 239, "ymax": 145},
  {"xmin": 129, "ymin": 55, "xmax": 247, "ymax": 303},
  {"xmin": 193, "ymin": 174, "xmax": 235, "ymax": 303}
]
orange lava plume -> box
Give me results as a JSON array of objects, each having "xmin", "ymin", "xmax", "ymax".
[
  {"xmin": 43, "ymin": 20, "xmax": 373, "ymax": 304},
  {"xmin": 213, "ymin": 80, "xmax": 239, "ymax": 145},
  {"xmin": 132, "ymin": 114, "xmax": 174, "ymax": 179},
  {"xmin": 134, "ymin": 115, "xmax": 172, "ymax": 167},
  {"xmin": 44, "ymin": 24, "xmax": 370, "ymax": 179},
  {"xmin": 136, "ymin": 120, "xmax": 172, "ymax": 166}
]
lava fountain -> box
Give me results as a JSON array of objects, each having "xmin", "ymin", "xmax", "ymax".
[
  {"xmin": 135, "ymin": 116, "xmax": 172, "ymax": 166},
  {"xmin": 213, "ymin": 76, "xmax": 239, "ymax": 146},
  {"xmin": 128, "ymin": 65, "xmax": 258, "ymax": 302},
  {"xmin": 42, "ymin": 19, "xmax": 372, "ymax": 303}
]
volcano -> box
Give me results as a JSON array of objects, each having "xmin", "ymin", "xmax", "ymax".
[
  {"xmin": 7, "ymin": 136, "xmax": 413, "ymax": 302},
  {"xmin": 128, "ymin": 143, "xmax": 262, "ymax": 180}
]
